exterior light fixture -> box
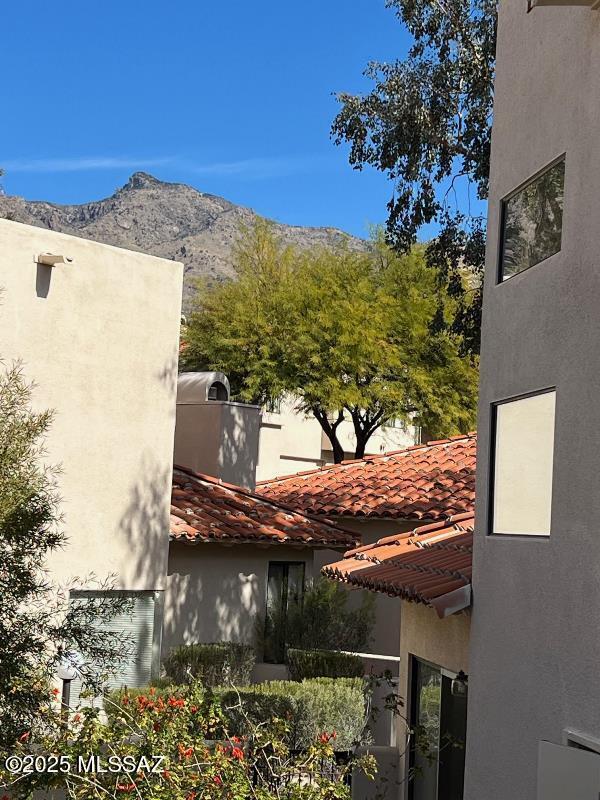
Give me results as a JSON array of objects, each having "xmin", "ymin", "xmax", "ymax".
[
  {"xmin": 451, "ymin": 671, "xmax": 469, "ymax": 698},
  {"xmin": 35, "ymin": 253, "xmax": 73, "ymax": 267}
]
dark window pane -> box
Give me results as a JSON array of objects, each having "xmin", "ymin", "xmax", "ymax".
[
  {"xmin": 263, "ymin": 562, "xmax": 305, "ymax": 663},
  {"xmin": 409, "ymin": 660, "xmax": 468, "ymax": 800},
  {"xmin": 412, "ymin": 662, "xmax": 441, "ymax": 800},
  {"xmin": 438, "ymin": 676, "xmax": 467, "ymax": 800},
  {"xmin": 500, "ymin": 159, "xmax": 565, "ymax": 280}
]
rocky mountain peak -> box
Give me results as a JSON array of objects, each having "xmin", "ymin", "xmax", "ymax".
[
  {"xmin": 0, "ymin": 175, "xmax": 367, "ymax": 311},
  {"xmin": 125, "ymin": 171, "xmax": 163, "ymax": 190}
]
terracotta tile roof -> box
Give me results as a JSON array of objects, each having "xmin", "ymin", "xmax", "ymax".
[
  {"xmin": 170, "ymin": 466, "xmax": 357, "ymax": 548},
  {"xmin": 257, "ymin": 433, "xmax": 476, "ymax": 521},
  {"xmin": 322, "ymin": 512, "xmax": 474, "ymax": 618}
]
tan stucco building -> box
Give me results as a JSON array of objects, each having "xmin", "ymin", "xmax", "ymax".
[
  {"xmin": 257, "ymin": 393, "xmax": 419, "ymax": 482},
  {"xmin": 0, "ymin": 219, "xmax": 183, "ymax": 688}
]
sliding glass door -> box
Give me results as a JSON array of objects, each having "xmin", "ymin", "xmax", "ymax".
[{"xmin": 410, "ymin": 658, "xmax": 467, "ymax": 800}]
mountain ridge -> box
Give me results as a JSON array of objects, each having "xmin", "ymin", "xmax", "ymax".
[{"xmin": 0, "ymin": 172, "xmax": 367, "ymax": 310}]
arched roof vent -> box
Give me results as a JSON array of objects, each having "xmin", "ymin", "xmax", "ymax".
[{"xmin": 177, "ymin": 372, "xmax": 231, "ymax": 404}]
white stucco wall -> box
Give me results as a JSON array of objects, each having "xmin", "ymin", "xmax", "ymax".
[
  {"xmin": 0, "ymin": 220, "xmax": 183, "ymax": 592},
  {"xmin": 256, "ymin": 394, "xmax": 419, "ymax": 482}
]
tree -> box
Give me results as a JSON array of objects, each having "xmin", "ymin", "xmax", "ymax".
[
  {"xmin": 0, "ymin": 363, "xmax": 131, "ymax": 748},
  {"xmin": 182, "ymin": 221, "xmax": 478, "ymax": 462},
  {"xmin": 331, "ymin": 0, "xmax": 497, "ymax": 354}
]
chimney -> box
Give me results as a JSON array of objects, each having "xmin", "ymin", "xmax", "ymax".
[{"xmin": 173, "ymin": 372, "xmax": 262, "ymax": 490}]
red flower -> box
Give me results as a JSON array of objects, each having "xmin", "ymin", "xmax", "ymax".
[
  {"xmin": 318, "ymin": 731, "xmax": 335, "ymax": 744},
  {"xmin": 162, "ymin": 769, "xmax": 171, "ymax": 780},
  {"xmin": 213, "ymin": 775, "xmax": 223, "ymax": 786},
  {"xmin": 231, "ymin": 735, "xmax": 242, "ymax": 744},
  {"xmin": 116, "ymin": 783, "xmax": 136, "ymax": 792},
  {"xmin": 51, "ymin": 687, "xmax": 60, "ymax": 697},
  {"xmin": 186, "ymin": 793, "xmax": 197, "ymax": 800},
  {"xmin": 190, "ymin": 705, "xmax": 198, "ymax": 714},
  {"xmin": 73, "ymin": 713, "xmax": 81, "ymax": 723},
  {"xmin": 149, "ymin": 687, "xmax": 156, "ymax": 695},
  {"xmin": 231, "ymin": 746, "xmax": 244, "ymax": 761},
  {"xmin": 122, "ymin": 696, "xmax": 129, "ymax": 706},
  {"xmin": 18, "ymin": 731, "xmax": 30, "ymax": 742},
  {"xmin": 178, "ymin": 743, "xmax": 194, "ymax": 759}
]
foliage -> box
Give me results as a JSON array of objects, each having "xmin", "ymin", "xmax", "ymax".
[
  {"xmin": 256, "ymin": 576, "xmax": 375, "ymax": 663},
  {"xmin": 218, "ymin": 678, "xmax": 369, "ymax": 752},
  {"xmin": 286, "ymin": 649, "xmax": 364, "ymax": 682},
  {"xmin": 332, "ymin": 0, "xmax": 497, "ymax": 353},
  {"xmin": 163, "ymin": 642, "xmax": 256, "ymax": 687},
  {"xmin": 0, "ymin": 363, "xmax": 133, "ymax": 749},
  {"xmin": 183, "ymin": 221, "xmax": 479, "ymax": 460},
  {"xmin": 285, "ymin": 578, "xmax": 375, "ymax": 653},
  {"xmin": 1, "ymin": 682, "xmax": 376, "ymax": 800}
]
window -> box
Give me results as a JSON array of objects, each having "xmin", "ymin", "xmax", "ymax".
[
  {"xmin": 207, "ymin": 381, "xmax": 228, "ymax": 401},
  {"xmin": 67, "ymin": 590, "xmax": 161, "ymax": 707},
  {"xmin": 383, "ymin": 417, "xmax": 407, "ymax": 430},
  {"xmin": 490, "ymin": 390, "xmax": 556, "ymax": 536},
  {"xmin": 263, "ymin": 562, "xmax": 305, "ymax": 663},
  {"xmin": 499, "ymin": 158, "xmax": 565, "ymax": 281},
  {"xmin": 265, "ymin": 396, "xmax": 282, "ymax": 414},
  {"xmin": 409, "ymin": 658, "xmax": 467, "ymax": 800}
]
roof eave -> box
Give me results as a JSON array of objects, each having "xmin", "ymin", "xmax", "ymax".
[{"xmin": 429, "ymin": 584, "xmax": 472, "ymax": 618}]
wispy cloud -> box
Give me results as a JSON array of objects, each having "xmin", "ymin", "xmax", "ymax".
[
  {"xmin": 2, "ymin": 156, "xmax": 175, "ymax": 174},
  {"xmin": 189, "ymin": 155, "xmax": 328, "ymax": 180},
  {"xmin": 2, "ymin": 153, "xmax": 332, "ymax": 180}
]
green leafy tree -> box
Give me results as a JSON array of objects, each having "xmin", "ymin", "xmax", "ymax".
[
  {"xmin": 182, "ymin": 221, "xmax": 478, "ymax": 462},
  {"xmin": 331, "ymin": 0, "xmax": 497, "ymax": 354},
  {"xmin": 0, "ymin": 363, "xmax": 131, "ymax": 748}
]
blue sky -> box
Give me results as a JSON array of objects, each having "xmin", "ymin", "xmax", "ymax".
[{"xmin": 1, "ymin": 1, "xmax": 415, "ymax": 239}]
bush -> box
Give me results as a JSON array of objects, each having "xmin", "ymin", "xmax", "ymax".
[
  {"xmin": 257, "ymin": 577, "xmax": 376, "ymax": 661},
  {"xmin": 163, "ymin": 642, "xmax": 255, "ymax": 686},
  {"xmin": 5, "ymin": 681, "xmax": 377, "ymax": 800},
  {"xmin": 218, "ymin": 677, "xmax": 368, "ymax": 751},
  {"xmin": 107, "ymin": 677, "xmax": 369, "ymax": 752},
  {"xmin": 287, "ymin": 648, "xmax": 365, "ymax": 680}
]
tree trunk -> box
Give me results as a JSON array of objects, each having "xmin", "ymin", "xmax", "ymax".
[
  {"xmin": 311, "ymin": 408, "xmax": 346, "ymax": 464},
  {"xmin": 348, "ymin": 406, "xmax": 385, "ymax": 460}
]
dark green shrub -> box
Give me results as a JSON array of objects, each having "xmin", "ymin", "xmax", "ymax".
[
  {"xmin": 286, "ymin": 648, "xmax": 364, "ymax": 680},
  {"xmin": 163, "ymin": 642, "xmax": 255, "ymax": 687},
  {"xmin": 257, "ymin": 577, "xmax": 376, "ymax": 662}
]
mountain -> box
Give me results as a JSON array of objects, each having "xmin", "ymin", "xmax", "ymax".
[{"xmin": 0, "ymin": 172, "xmax": 367, "ymax": 311}]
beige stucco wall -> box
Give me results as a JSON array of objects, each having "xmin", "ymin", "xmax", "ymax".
[
  {"xmin": 256, "ymin": 394, "xmax": 418, "ymax": 482},
  {"xmin": 164, "ymin": 542, "xmax": 322, "ymax": 652},
  {"xmin": 0, "ymin": 219, "xmax": 183, "ymax": 592},
  {"xmin": 175, "ymin": 400, "xmax": 261, "ymax": 489},
  {"xmin": 398, "ymin": 601, "xmax": 471, "ymax": 793}
]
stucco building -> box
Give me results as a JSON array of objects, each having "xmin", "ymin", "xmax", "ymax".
[
  {"xmin": 0, "ymin": 219, "xmax": 183, "ymax": 694},
  {"xmin": 256, "ymin": 394, "xmax": 419, "ymax": 482},
  {"xmin": 259, "ymin": 434, "xmax": 476, "ymax": 799},
  {"xmin": 465, "ymin": 3, "xmax": 600, "ymax": 798}
]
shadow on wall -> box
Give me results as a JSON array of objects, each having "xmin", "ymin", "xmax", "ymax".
[
  {"xmin": 118, "ymin": 352, "xmax": 181, "ymax": 589},
  {"xmin": 219, "ymin": 404, "xmax": 261, "ymax": 489},
  {"xmin": 162, "ymin": 544, "xmax": 265, "ymax": 654},
  {"xmin": 117, "ymin": 454, "xmax": 172, "ymax": 591}
]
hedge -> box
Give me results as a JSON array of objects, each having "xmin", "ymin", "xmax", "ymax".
[
  {"xmin": 162, "ymin": 642, "xmax": 256, "ymax": 686},
  {"xmin": 108, "ymin": 677, "xmax": 368, "ymax": 751},
  {"xmin": 218, "ymin": 677, "xmax": 368, "ymax": 750},
  {"xmin": 286, "ymin": 648, "xmax": 365, "ymax": 680}
]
